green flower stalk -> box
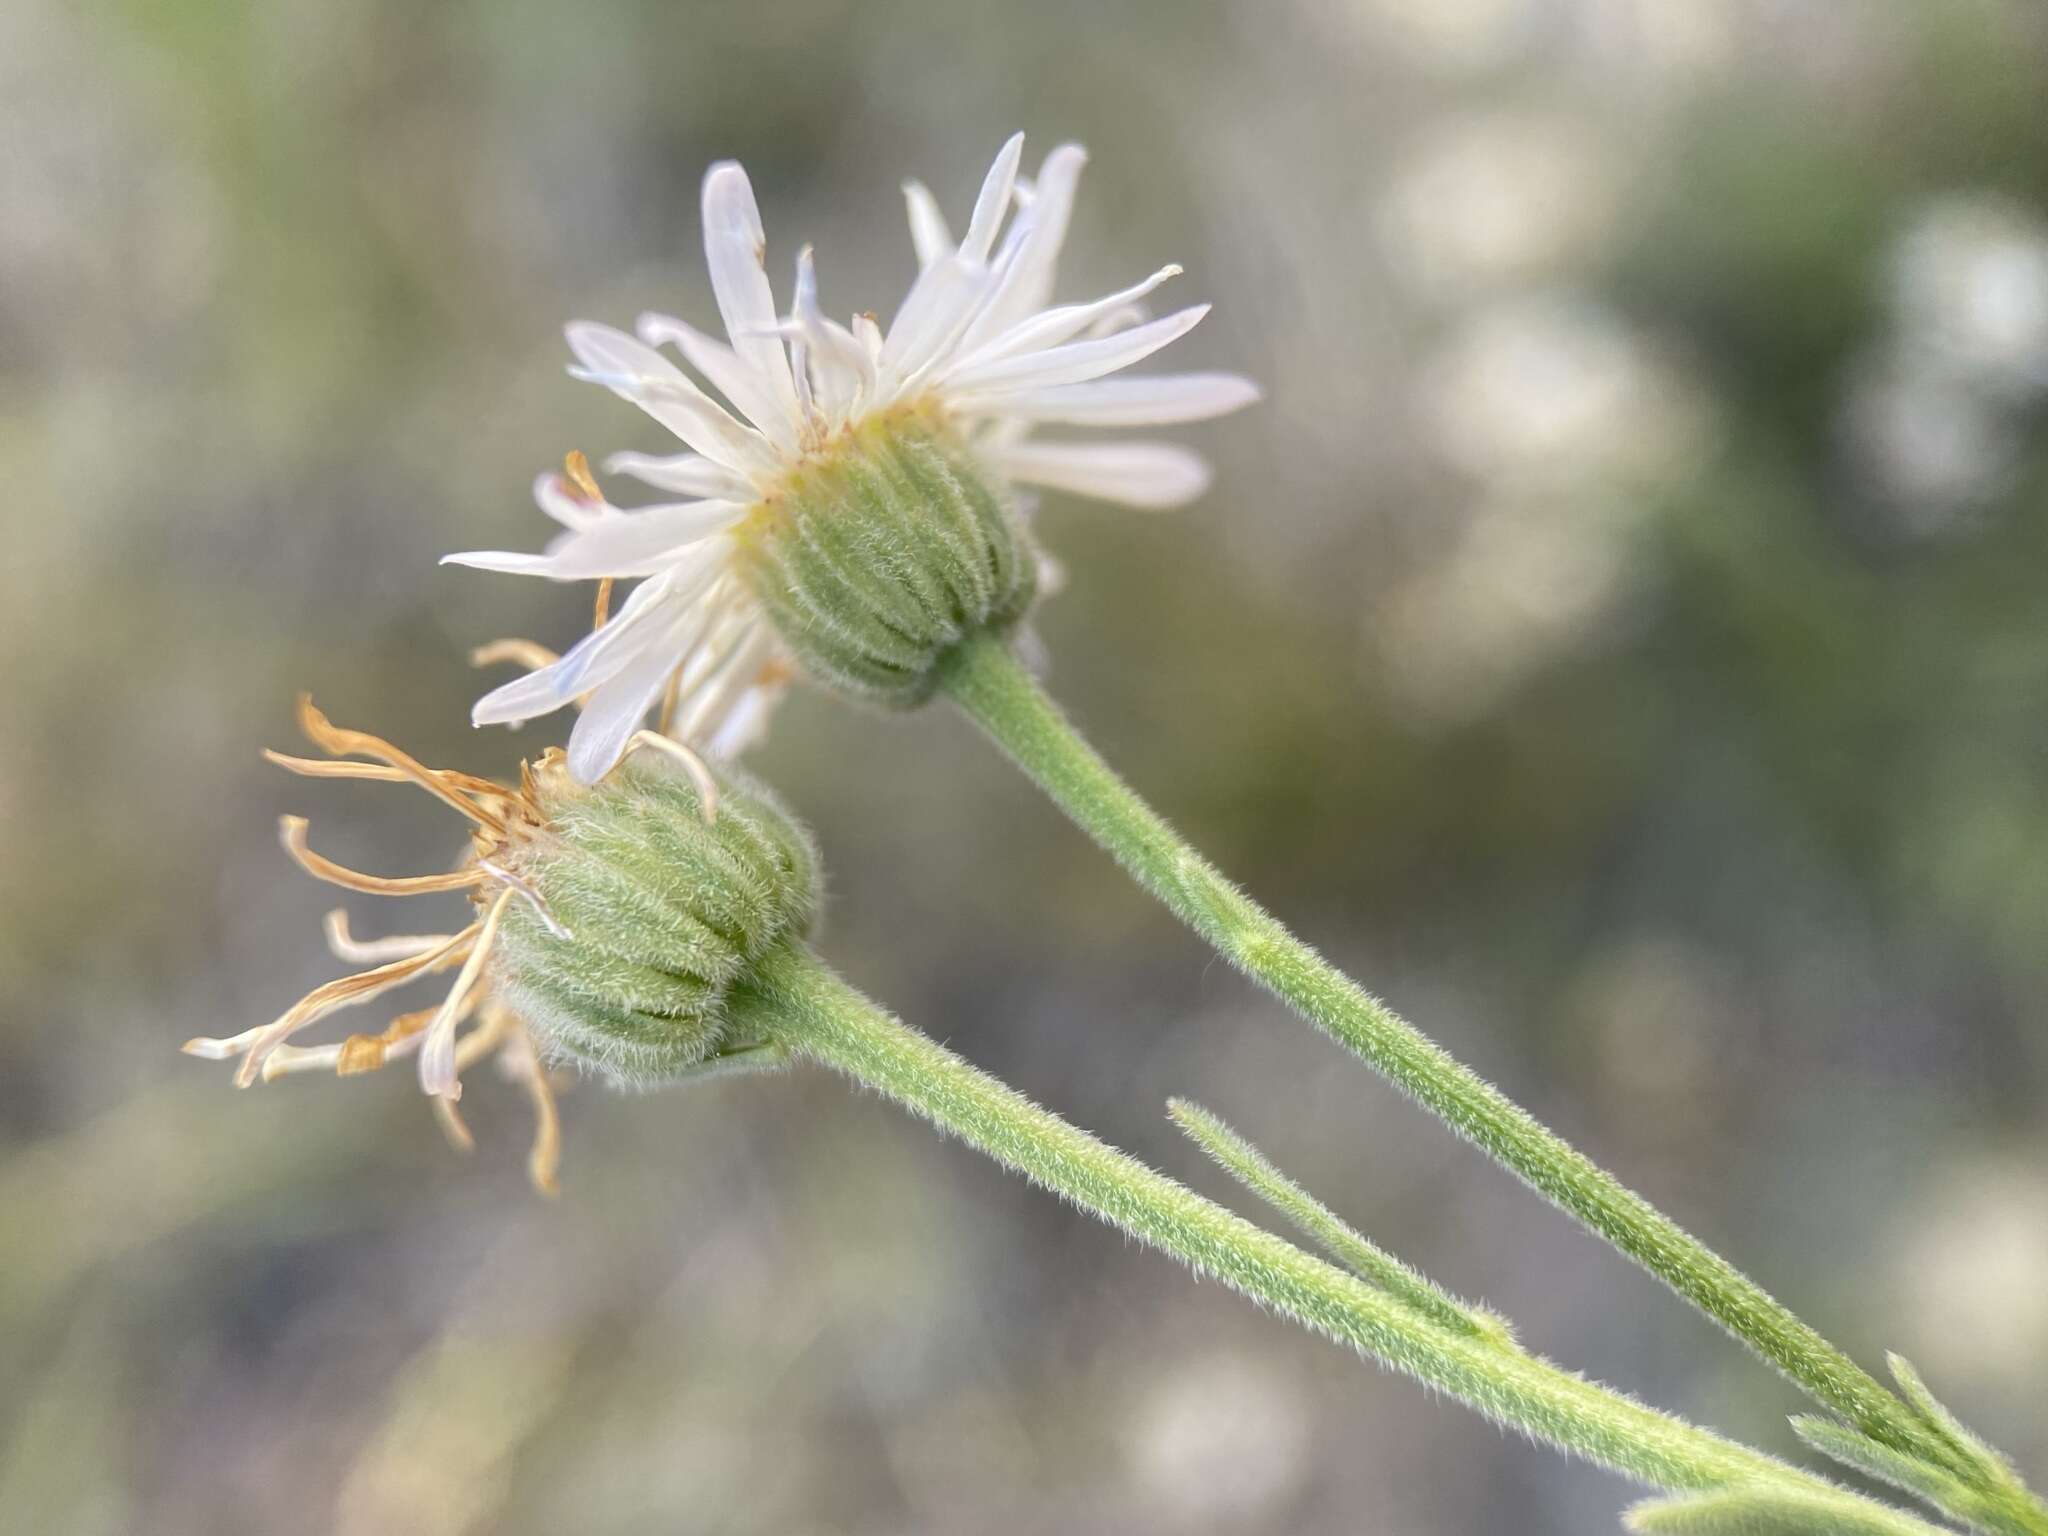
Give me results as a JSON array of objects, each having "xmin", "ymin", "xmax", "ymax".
[
  {"xmin": 730, "ymin": 944, "xmax": 1934, "ymax": 1518},
  {"xmin": 935, "ymin": 628, "xmax": 1990, "ymax": 1468}
]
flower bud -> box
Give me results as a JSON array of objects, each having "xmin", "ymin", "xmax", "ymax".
[
  {"xmin": 489, "ymin": 755, "xmax": 821, "ymax": 1089},
  {"xmin": 733, "ymin": 412, "xmax": 1037, "ymax": 706}
]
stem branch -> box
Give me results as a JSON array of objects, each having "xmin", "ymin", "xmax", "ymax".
[
  {"xmin": 732, "ymin": 940, "xmax": 1922, "ymax": 1519},
  {"xmin": 936, "ymin": 629, "xmax": 1932, "ymax": 1462}
]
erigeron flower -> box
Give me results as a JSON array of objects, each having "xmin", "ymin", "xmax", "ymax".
[
  {"xmin": 183, "ymin": 695, "xmax": 822, "ymax": 1191},
  {"xmin": 449, "ymin": 133, "xmax": 1259, "ymax": 781}
]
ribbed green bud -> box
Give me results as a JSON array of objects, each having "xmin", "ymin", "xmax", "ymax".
[
  {"xmin": 733, "ymin": 412, "xmax": 1036, "ymax": 706},
  {"xmin": 488, "ymin": 757, "xmax": 820, "ymax": 1090}
]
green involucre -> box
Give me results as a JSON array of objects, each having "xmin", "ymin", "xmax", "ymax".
[
  {"xmin": 734, "ymin": 413, "xmax": 1036, "ymax": 706},
  {"xmin": 490, "ymin": 759, "xmax": 820, "ymax": 1089}
]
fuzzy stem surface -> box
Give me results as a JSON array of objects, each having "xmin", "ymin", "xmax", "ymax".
[
  {"xmin": 732, "ymin": 941, "xmax": 1926, "ymax": 1517},
  {"xmin": 936, "ymin": 629, "xmax": 1940, "ymax": 1465}
]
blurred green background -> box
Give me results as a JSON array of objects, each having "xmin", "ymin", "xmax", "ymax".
[{"xmin": 4, "ymin": 1, "xmax": 2045, "ymax": 1531}]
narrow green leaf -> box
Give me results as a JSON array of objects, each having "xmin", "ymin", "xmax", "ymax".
[
  {"xmin": 1791, "ymin": 1416, "xmax": 1984, "ymax": 1527},
  {"xmin": 1623, "ymin": 1483, "xmax": 1953, "ymax": 1536},
  {"xmin": 1880, "ymin": 1358, "xmax": 2048, "ymax": 1536},
  {"xmin": 1167, "ymin": 1098, "xmax": 1513, "ymax": 1346},
  {"xmin": 1887, "ymin": 1356, "xmax": 2012, "ymax": 1481}
]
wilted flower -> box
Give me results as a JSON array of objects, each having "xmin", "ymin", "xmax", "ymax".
[
  {"xmin": 449, "ymin": 133, "xmax": 1258, "ymax": 779},
  {"xmin": 184, "ymin": 697, "xmax": 567, "ymax": 1189},
  {"xmin": 183, "ymin": 694, "xmax": 821, "ymax": 1190}
]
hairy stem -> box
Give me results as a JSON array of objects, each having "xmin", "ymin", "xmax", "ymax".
[
  {"xmin": 936, "ymin": 628, "xmax": 1939, "ymax": 1465},
  {"xmin": 732, "ymin": 940, "xmax": 1921, "ymax": 1516}
]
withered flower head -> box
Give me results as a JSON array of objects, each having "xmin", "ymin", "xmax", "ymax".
[{"xmin": 184, "ymin": 695, "xmax": 820, "ymax": 1193}]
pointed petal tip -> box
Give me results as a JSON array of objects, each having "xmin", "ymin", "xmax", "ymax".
[
  {"xmin": 634, "ymin": 311, "xmax": 682, "ymax": 346},
  {"xmin": 440, "ymin": 549, "xmax": 550, "ymax": 575}
]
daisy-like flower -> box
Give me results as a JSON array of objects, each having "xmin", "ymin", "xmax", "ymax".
[{"xmin": 450, "ymin": 132, "xmax": 1259, "ymax": 781}]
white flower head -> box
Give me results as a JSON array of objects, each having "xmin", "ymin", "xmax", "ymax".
[{"xmin": 449, "ymin": 133, "xmax": 1259, "ymax": 782}]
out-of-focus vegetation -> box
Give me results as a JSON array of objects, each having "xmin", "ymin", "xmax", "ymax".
[{"xmin": 2, "ymin": 2, "xmax": 2043, "ymax": 1531}]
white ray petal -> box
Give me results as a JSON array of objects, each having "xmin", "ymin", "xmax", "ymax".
[
  {"xmin": 533, "ymin": 471, "xmax": 603, "ymax": 530},
  {"xmin": 699, "ymin": 162, "xmax": 802, "ymax": 434},
  {"xmin": 565, "ymin": 322, "xmax": 770, "ymax": 473},
  {"xmin": 467, "ymin": 570, "xmax": 687, "ymax": 724},
  {"xmin": 956, "ymin": 143, "xmax": 1089, "ymax": 351},
  {"xmin": 794, "ymin": 248, "xmax": 883, "ymax": 425},
  {"xmin": 880, "ymin": 253, "xmax": 988, "ymax": 387},
  {"xmin": 985, "ymin": 440, "xmax": 1214, "ymax": 508},
  {"xmin": 675, "ymin": 620, "xmax": 773, "ymax": 747},
  {"xmin": 604, "ymin": 450, "xmax": 755, "ymax": 500},
  {"xmin": 973, "ymin": 371, "xmax": 1263, "ymax": 426},
  {"xmin": 961, "ymin": 132, "xmax": 1026, "ymax": 263},
  {"xmin": 902, "ymin": 179, "xmax": 954, "ymax": 268},
  {"xmin": 997, "ymin": 143, "xmax": 1086, "ymax": 323},
  {"xmin": 763, "ymin": 296, "xmax": 875, "ymax": 423},
  {"xmin": 567, "ymin": 633, "xmax": 696, "ymax": 783},
  {"xmin": 637, "ymin": 311, "xmax": 798, "ymax": 450},
  {"xmin": 520, "ymin": 502, "xmax": 747, "ymax": 581},
  {"xmin": 447, "ymin": 486, "xmax": 740, "ymax": 581},
  {"xmin": 440, "ymin": 547, "xmax": 579, "ymax": 577},
  {"xmin": 943, "ymin": 265, "xmax": 1182, "ymax": 377},
  {"xmin": 785, "ymin": 248, "xmax": 818, "ymax": 421},
  {"xmin": 853, "ymin": 312, "xmax": 885, "ymax": 367},
  {"xmin": 705, "ymin": 680, "xmax": 780, "ymax": 759},
  {"xmin": 943, "ymin": 305, "xmax": 1211, "ymax": 395}
]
